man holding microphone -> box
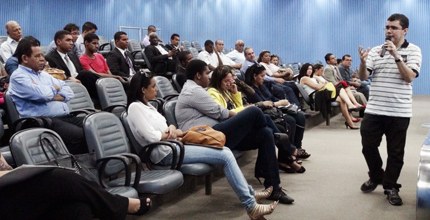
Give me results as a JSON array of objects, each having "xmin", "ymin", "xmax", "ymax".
[{"xmin": 357, "ymin": 13, "xmax": 422, "ymax": 206}]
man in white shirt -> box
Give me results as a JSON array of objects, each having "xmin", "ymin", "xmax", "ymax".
[
  {"xmin": 75, "ymin": 22, "xmax": 98, "ymax": 57},
  {"xmin": 197, "ymin": 40, "xmax": 217, "ymax": 71},
  {"xmin": 226, "ymin": 40, "xmax": 245, "ymax": 65},
  {"xmin": 214, "ymin": 40, "xmax": 242, "ymax": 70},
  {"xmin": 0, "ymin": 20, "xmax": 22, "ymax": 62},
  {"xmin": 141, "ymin": 25, "xmax": 156, "ymax": 47}
]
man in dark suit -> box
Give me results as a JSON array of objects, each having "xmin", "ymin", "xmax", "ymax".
[
  {"xmin": 45, "ymin": 30, "xmax": 99, "ymax": 98},
  {"xmin": 106, "ymin": 31, "xmax": 135, "ymax": 79},
  {"xmin": 144, "ymin": 33, "xmax": 177, "ymax": 76}
]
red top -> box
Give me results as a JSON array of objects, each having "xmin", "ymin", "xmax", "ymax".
[{"xmin": 79, "ymin": 53, "xmax": 109, "ymax": 74}]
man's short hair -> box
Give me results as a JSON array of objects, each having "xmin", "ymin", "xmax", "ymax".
[
  {"xmin": 84, "ymin": 33, "xmax": 99, "ymax": 43},
  {"xmin": 170, "ymin": 33, "xmax": 180, "ymax": 40},
  {"xmin": 82, "ymin": 21, "xmax": 98, "ymax": 32},
  {"xmin": 204, "ymin": 40, "xmax": 214, "ymax": 47},
  {"xmin": 324, "ymin": 53, "xmax": 334, "ymax": 63},
  {"xmin": 14, "ymin": 36, "xmax": 41, "ymax": 64},
  {"xmin": 215, "ymin": 40, "xmax": 223, "ymax": 45},
  {"xmin": 63, "ymin": 23, "xmax": 79, "ymax": 32},
  {"xmin": 388, "ymin": 13, "xmax": 409, "ymax": 29},
  {"xmin": 114, "ymin": 31, "xmax": 127, "ymax": 41},
  {"xmin": 244, "ymin": 47, "xmax": 253, "ymax": 54},
  {"xmin": 54, "ymin": 30, "xmax": 71, "ymax": 45},
  {"xmin": 178, "ymin": 50, "xmax": 191, "ymax": 63},
  {"xmin": 186, "ymin": 59, "xmax": 207, "ymax": 80},
  {"xmin": 342, "ymin": 54, "xmax": 351, "ymax": 61}
]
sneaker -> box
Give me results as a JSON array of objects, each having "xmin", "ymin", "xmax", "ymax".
[
  {"xmin": 384, "ymin": 188, "xmax": 403, "ymax": 206},
  {"xmin": 360, "ymin": 179, "xmax": 381, "ymax": 193},
  {"xmin": 267, "ymin": 187, "xmax": 294, "ymax": 204}
]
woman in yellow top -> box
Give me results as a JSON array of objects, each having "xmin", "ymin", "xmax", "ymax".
[{"xmin": 208, "ymin": 65, "xmax": 306, "ymax": 173}]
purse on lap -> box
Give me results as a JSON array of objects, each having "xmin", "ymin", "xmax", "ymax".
[{"xmin": 180, "ymin": 125, "xmax": 226, "ymax": 149}]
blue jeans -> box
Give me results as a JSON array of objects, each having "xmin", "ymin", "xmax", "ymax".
[{"xmin": 159, "ymin": 145, "xmax": 256, "ymax": 211}]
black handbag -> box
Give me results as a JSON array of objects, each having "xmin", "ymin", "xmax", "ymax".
[{"xmin": 39, "ymin": 131, "xmax": 98, "ymax": 183}]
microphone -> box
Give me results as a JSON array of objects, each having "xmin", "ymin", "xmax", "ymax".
[{"xmin": 380, "ymin": 36, "xmax": 392, "ymax": 57}]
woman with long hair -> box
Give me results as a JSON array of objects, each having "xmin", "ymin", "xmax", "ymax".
[
  {"xmin": 208, "ymin": 65, "xmax": 306, "ymax": 173},
  {"xmin": 126, "ymin": 71, "xmax": 277, "ymax": 219},
  {"xmin": 175, "ymin": 60, "xmax": 295, "ymax": 205},
  {"xmin": 298, "ymin": 63, "xmax": 360, "ymax": 129}
]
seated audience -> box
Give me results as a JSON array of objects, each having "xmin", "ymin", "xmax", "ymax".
[
  {"xmin": 258, "ymin": 51, "xmax": 293, "ymax": 81},
  {"xmin": 244, "ymin": 64, "xmax": 311, "ymax": 161},
  {"xmin": 175, "ymin": 59, "xmax": 295, "ymax": 204},
  {"xmin": 45, "ymin": 30, "xmax": 100, "ymax": 98},
  {"xmin": 208, "ymin": 65, "xmax": 306, "ymax": 173},
  {"xmin": 270, "ymin": 54, "xmax": 280, "ymax": 66},
  {"xmin": 338, "ymin": 54, "xmax": 370, "ymax": 100},
  {"xmin": 75, "ymin": 21, "xmax": 98, "ymax": 57},
  {"xmin": 47, "ymin": 23, "xmax": 80, "ymax": 56},
  {"xmin": 197, "ymin": 40, "xmax": 217, "ymax": 71},
  {"xmin": 299, "ymin": 63, "xmax": 360, "ymax": 129},
  {"xmin": 0, "ymin": 20, "xmax": 22, "ymax": 62},
  {"xmin": 106, "ymin": 31, "xmax": 136, "ymax": 79},
  {"xmin": 8, "ymin": 36, "xmax": 87, "ymax": 153},
  {"xmin": 242, "ymin": 48, "xmax": 299, "ymax": 106},
  {"xmin": 79, "ymin": 33, "xmax": 126, "ymax": 83},
  {"xmin": 213, "ymin": 39, "xmax": 241, "ymax": 70},
  {"xmin": 176, "ymin": 50, "xmax": 193, "ymax": 89},
  {"xmin": 0, "ymin": 153, "xmax": 151, "ymax": 220},
  {"xmin": 323, "ymin": 53, "xmax": 367, "ymax": 106},
  {"xmin": 226, "ymin": 40, "xmax": 246, "ymax": 64},
  {"xmin": 165, "ymin": 33, "xmax": 182, "ymax": 52},
  {"xmin": 144, "ymin": 33, "xmax": 177, "ymax": 76},
  {"xmin": 126, "ymin": 71, "xmax": 277, "ymax": 219}
]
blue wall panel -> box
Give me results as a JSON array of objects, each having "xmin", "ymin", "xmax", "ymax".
[{"xmin": 1, "ymin": 0, "xmax": 428, "ymax": 94}]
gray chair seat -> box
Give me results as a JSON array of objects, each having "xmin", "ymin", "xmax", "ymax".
[
  {"xmin": 106, "ymin": 186, "xmax": 138, "ymax": 198},
  {"xmin": 110, "ymin": 170, "xmax": 183, "ymax": 195},
  {"xmin": 180, "ymin": 163, "xmax": 214, "ymax": 176}
]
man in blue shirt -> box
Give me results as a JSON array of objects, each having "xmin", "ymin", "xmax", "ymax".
[{"xmin": 8, "ymin": 36, "xmax": 87, "ymax": 154}]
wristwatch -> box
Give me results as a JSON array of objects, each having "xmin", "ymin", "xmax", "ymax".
[{"xmin": 395, "ymin": 58, "xmax": 402, "ymax": 63}]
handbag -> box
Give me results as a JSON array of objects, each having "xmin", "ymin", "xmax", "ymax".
[
  {"xmin": 39, "ymin": 131, "xmax": 98, "ymax": 183},
  {"xmin": 180, "ymin": 125, "xmax": 226, "ymax": 149}
]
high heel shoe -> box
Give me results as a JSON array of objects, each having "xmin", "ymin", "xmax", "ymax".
[
  {"xmin": 247, "ymin": 201, "xmax": 278, "ymax": 220},
  {"xmin": 254, "ymin": 186, "xmax": 273, "ymax": 202},
  {"xmin": 344, "ymin": 122, "xmax": 359, "ymax": 130}
]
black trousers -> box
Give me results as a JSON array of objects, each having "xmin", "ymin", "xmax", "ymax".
[
  {"xmin": 0, "ymin": 169, "xmax": 128, "ymax": 220},
  {"xmin": 360, "ymin": 113, "xmax": 410, "ymax": 189},
  {"xmin": 51, "ymin": 115, "xmax": 87, "ymax": 154},
  {"xmin": 213, "ymin": 106, "xmax": 281, "ymax": 189}
]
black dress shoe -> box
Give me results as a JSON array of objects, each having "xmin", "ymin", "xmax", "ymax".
[
  {"xmin": 384, "ymin": 188, "xmax": 403, "ymax": 206},
  {"xmin": 360, "ymin": 179, "xmax": 381, "ymax": 193},
  {"xmin": 267, "ymin": 187, "xmax": 294, "ymax": 204}
]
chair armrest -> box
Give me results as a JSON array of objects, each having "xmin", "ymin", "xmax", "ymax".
[
  {"xmin": 165, "ymin": 140, "xmax": 184, "ymax": 169},
  {"xmin": 13, "ymin": 117, "xmax": 47, "ymax": 131},
  {"xmin": 96, "ymin": 155, "xmax": 131, "ymax": 188},
  {"xmin": 103, "ymin": 104, "xmax": 126, "ymax": 112},
  {"xmin": 69, "ymin": 109, "xmax": 95, "ymax": 116},
  {"xmin": 138, "ymin": 141, "xmax": 182, "ymax": 170},
  {"xmin": 119, "ymin": 153, "xmax": 142, "ymax": 188},
  {"xmin": 99, "ymin": 43, "xmax": 110, "ymax": 51}
]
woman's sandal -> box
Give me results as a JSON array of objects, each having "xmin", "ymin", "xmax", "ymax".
[
  {"xmin": 254, "ymin": 186, "xmax": 273, "ymax": 202},
  {"xmin": 132, "ymin": 197, "xmax": 152, "ymax": 215},
  {"xmin": 247, "ymin": 201, "xmax": 278, "ymax": 220}
]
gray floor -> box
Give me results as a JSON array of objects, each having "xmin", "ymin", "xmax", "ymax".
[{"xmin": 132, "ymin": 96, "xmax": 430, "ymax": 220}]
